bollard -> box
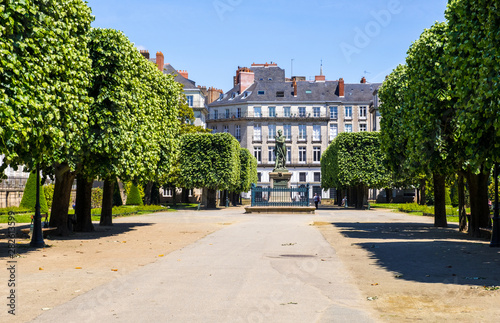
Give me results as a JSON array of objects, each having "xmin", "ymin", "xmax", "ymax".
[{"xmin": 197, "ymin": 203, "xmax": 201, "ymax": 211}]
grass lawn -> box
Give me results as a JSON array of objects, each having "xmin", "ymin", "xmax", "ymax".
[
  {"xmin": 0, "ymin": 205, "xmax": 173, "ymax": 224},
  {"xmin": 370, "ymin": 202, "xmax": 470, "ymax": 223}
]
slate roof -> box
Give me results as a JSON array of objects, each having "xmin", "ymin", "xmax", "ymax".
[
  {"xmin": 163, "ymin": 64, "xmax": 198, "ymax": 90},
  {"xmin": 209, "ymin": 66, "xmax": 381, "ymax": 107}
]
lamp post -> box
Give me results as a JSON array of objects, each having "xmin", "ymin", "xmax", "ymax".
[
  {"xmin": 30, "ymin": 164, "xmax": 45, "ymax": 248},
  {"xmin": 490, "ymin": 162, "xmax": 500, "ymax": 247}
]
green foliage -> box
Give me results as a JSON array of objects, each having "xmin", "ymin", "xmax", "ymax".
[
  {"xmin": 445, "ymin": 1, "xmax": 500, "ymax": 169},
  {"xmin": 126, "ymin": 184, "xmax": 143, "ymax": 206},
  {"xmin": 321, "ymin": 132, "xmax": 390, "ymax": 189},
  {"xmin": 20, "ymin": 172, "xmax": 48, "ymax": 213},
  {"xmin": 43, "ymin": 184, "xmax": 54, "ymax": 209},
  {"xmin": 238, "ymin": 148, "xmax": 258, "ymax": 193},
  {"xmin": 0, "ymin": 0, "xmax": 93, "ymax": 171},
  {"xmin": 91, "ymin": 187, "xmax": 103, "ymax": 209},
  {"xmin": 445, "ymin": 187, "xmax": 452, "ymax": 206},
  {"xmin": 178, "ymin": 133, "xmax": 241, "ymax": 190}
]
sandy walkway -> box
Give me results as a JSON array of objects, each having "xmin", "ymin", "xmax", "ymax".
[
  {"xmin": 0, "ymin": 210, "xmax": 234, "ymax": 323},
  {"xmin": 315, "ymin": 207, "xmax": 500, "ymax": 322}
]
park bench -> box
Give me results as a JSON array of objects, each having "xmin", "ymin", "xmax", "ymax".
[{"xmin": 20, "ymin": 227, "xmax": 58, "ymax": 237}]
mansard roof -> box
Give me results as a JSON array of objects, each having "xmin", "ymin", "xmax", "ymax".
[{"xmin": 163, "ymin": 64, "xmax": 198, "ymax": 90}]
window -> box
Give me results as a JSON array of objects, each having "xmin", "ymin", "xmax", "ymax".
[
  {"xmin": 186, "ymin": 95, "xmax": 194, "ymax": 107},
  {"xmin": 163, "ymin": 187, "xmax": 173, "ymax": 197},
  {"xmin": 313, "ymin": 125, "xmax": 321, "ymax": 141},
  {"xmin": 268, "ymin": 106, "xmax": 276, "ymax": 117},
  {"xmin": 345, "ymin": 106, "xmax": 352, "ymax": 119},
  {"xmin": 253, "ymin": 125, "xmax": 262, "ymax": 141},
  {"xmin": 284, "ymin": 106, "xmax": 291, "ymax": 117},
  {"xmin": 276, "ymin": 91, "xmax": 284, "ymax": 97},
  {"xmin": 345, "ymin": 124, "xmax": 353, "ymax": 133},
  {"xmin": 237, "ymin": 107, "xmax": 242, "ymax": 118},
  {"xmin": 313, "ymin": 147, "xmax": 321, "ymax": 162},
  {"xmin": 235, "ymin": 125, "xmax": 241, "ymax": 140},
  {"xmin": 254, "ymin": 107, "xmax": 261, "ymax": 117},
  {"xmin": 329, "ymin": 106, "xmax": 338, "ymax": 119},
  {"xmin": 286, "ymin": 147, "xmax": 291, "ymax": 164},
  {"xmin": 225, "ymin": 109, "xmax": 230, "ymax": 119},
  {"xmin": 298, "ymin": 125, "xmax": 307, "ymax": 140},
  {"xmin": 212, "ymin": 126, "xmax": 217, "ymax": 133},
  {"xmin": 313, "ymin": 107, "xmax": 321, "ymax": 117},
  {"xmin": 258, "ymin": 90, "xmax": 265, "ymax": 95},
  {"xmin": 314, "ymin": 172, "xmax": 321, "ymax": 182},
  {"xmin": 329, "ymin": 124, "xmax": 338, "ymax": 140},
  {"xmin": 254, "ymin": 147, "xmax": 262, "ymax": 163},
  {"xmin": 284, "ymin": 124, "xmax": 291, "ymax": 140},
  {"xmin": 268, "ymin": 125, "xmax": 276, "ymax": 140},
  {"xmin": 299, "ymin": 172, "xmax": 307, "ymax": 182},
  {"xmin": 359, "ymin": 123, "xmax": 367, "ymax": 132},
  {"xmin": 214, "ymin": 110, "xmax": 218, "ymax": 120},
  {"xmin": 299, "ymin": 107, "xmax": 306, "ymax": 117},
  {"xmin": 257, "ymin": 172, "xmax": 262, "ymax": 182},
  {"xmin": 359, "ymin": 106, "xmax": 367, "ymax": 118},
  {"xmin": 268, "ymin": 147, "xmax": 275, "ymax": 163},
  {"xmin": 223, "ymin": 125, "xmax": 229, "ymax": 133},
  {"xmin": 299, "ymin": 147, "xmax": 307, "ymax": 163}
]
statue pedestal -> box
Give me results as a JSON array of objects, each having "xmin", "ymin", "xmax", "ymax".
[{"xmin": 269, "ymin": 172, "xmax": 292, "ymax": 203}]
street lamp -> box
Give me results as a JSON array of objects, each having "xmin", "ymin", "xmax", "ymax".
[
  {"xmin": 30, "ymin": 164, "xmax": 45, "ymax": 248},
  {"xmin": 490, "ymin": 162, "xmax": 500, "ymax": 247}
]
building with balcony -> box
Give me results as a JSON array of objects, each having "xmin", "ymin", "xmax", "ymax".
[{"xmin": 207, "ymin": 63, "xmax": 381, "ymax": 199}]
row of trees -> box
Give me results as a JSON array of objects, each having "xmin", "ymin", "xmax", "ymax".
[
  {"xmin": 0, "ymin": 0, "xmax": 258, "ymax": 239},
  {"xmin": 378, "ymin": 0, "xmax": 499, "ymax": 236}
]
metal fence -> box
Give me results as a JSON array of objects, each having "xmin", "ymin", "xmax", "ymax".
[{"xmin": 250, "ymin": 183, "xmax": 310, "ymax": 207}]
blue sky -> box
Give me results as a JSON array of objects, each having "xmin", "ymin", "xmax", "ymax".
[{"xmin": 86, "ymin": 0, "xmax": 448, "ymax": 91}]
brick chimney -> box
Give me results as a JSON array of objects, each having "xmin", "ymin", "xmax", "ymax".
[
  {"xmin": 178, "ymin": 70, "xmax": 188, "ymax": 79},
  {"xmin": 315, "ymin": 75, "xmax": 326, "ymax": 82},
  {"xmin": 360, "ymin": 77, "xmax": 367, "ymax": 84},
  {"xmin": 236, "ymin": 67, "xmax": 254, "ymax": 94},
  {"xmin": 156, "ymin": 52, "xmax": 164, "ymax": 72},
  {"xmin": 292, "ymin": 77, "xmax": 298, "ymax": 97},
  {"xmin": 337, "ymin": 78, "xmax": 345, "ymax": 97},
  {"xmin": 207, "ymin": 87, "xmax": 223, "ymax": 104},
  {"xmin": 140, "ymin": 50, "xmax": 150, "ymax": 60}
]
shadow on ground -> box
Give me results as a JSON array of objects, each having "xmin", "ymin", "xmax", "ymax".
[
  {"xmin": 333, "ymin": 221, "xmax": 500, "ymax": 287},
  {"xmin": 0, "ymin": 222, "xmax": 153, "ymax": 258}
]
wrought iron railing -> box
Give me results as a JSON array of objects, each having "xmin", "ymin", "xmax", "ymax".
[{"xmin": 250, "ymin": 183, "xmax": 310, "ymax": 207}]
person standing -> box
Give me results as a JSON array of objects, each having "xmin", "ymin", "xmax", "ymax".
[{"xmin": 313, "ymin": 193, "xmax": 320, "ymax": 209}]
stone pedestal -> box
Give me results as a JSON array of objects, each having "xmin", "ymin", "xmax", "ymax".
[{"xmin": 269, "ymin": 172, "xmax": 292, "ymax": 189}]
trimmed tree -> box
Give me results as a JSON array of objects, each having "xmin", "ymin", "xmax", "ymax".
[
  {"xmin": 0, "ymin": 0, "xmax": 93, "ymax": 237},
  {"xmin": 126, "ymin": 185, "xmax": 143, "ymax": 206},
  {"xmin": 20, "ymin": 172, "xmax": 49, "ymax": 214},
  {"xmin": 178, "ymin": 133, "xmax": 241, "ymax": 208},
  {"xmin": 321, "ymin": 132, "xmax": 390, "ymax": 209}
]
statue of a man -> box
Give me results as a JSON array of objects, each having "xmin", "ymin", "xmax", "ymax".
[{"xmin": 274, "ymin": 129, "xmax": 287, "ymax": 171}]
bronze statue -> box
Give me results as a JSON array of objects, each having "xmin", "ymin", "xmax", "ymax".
[{"xmin": 274, "ymin": 129, "xmax": 287, "ymax": 171}]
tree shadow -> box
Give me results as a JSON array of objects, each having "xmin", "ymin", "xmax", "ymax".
[
  {"xmin": 333, "ymin": 222, "xmax": 500, "ymax": 286},
  {"xmin": 0, "ymin": 222, "xmax": 153, "ymax": 258}
]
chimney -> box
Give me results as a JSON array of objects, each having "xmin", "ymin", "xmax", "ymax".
[
  {"xmin": 178, "ymin": 70, "xmax": 188, "ymax": 79},
  {"xmin": 292, "ymin": 77, "xmax": 298, "ymax": 97},
  {"xmin": 237, "ymin": 67, "xmax": 254, "ymax": 94},
  {"xmin": 207, "ymin": 87, "xmax": 224, "ymax": 104},
  {"xmin": 315, "ymin": 75, "xmax": 326, "ymax": 82},
  {"xmin": 360, "ymin": 77, "xmax": 367, "ymax": 84},
  {"xmin": 198, "ymin": 85, "xmax": 207, "ymax": 97},
  {"xmin": 337, "ymin": 78, "xmax": 345, "ymax": 97},
  {"xmin": 140, "ymin": 50, "xmax": 150, "ymax": 60},
  {"xmin": 156, "ymin": 52, "xmax": 164, "ymax": 72}
]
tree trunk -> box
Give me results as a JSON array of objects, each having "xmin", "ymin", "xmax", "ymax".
[
  {"xmin": 143, "ymin": 181, "xmax": 153, "ymax": 205},
  {"xmin": 458, "ymin": 173, "xmax": 467, "ymax": 232},
  {"xmin": 49, "ymin": 163, "xmax": 76, "ymax": 236},
  {"xmin": 100, "ymin": 178, "xmax": 114, "ymax": 226},
  {"xmin": 74, "ymin": 174, "xmax": 94, "ymax": 232},
  {"xmin": 467, "ymin": 169, "xmax": 491, "ymax": 237},
  {"xmin": 433, "ymin": 173, "xmax": 447, "ymax": 227},
  {"xmin": 385, "ymin": 188, "xmax": 392, "ymax": 203},
  {"xmin": 172, "ymin": 186, "xmax": 177, "ymax": 207},
  {"xmin": 419, "ymin": 179, "xmax": 426, "ymax": 205},
  {"xmin": 206, "ymin": 188, "xmax": 217, "ymax": 209},
  {"xmin": 355, "ymin": 185, "xmax": 364, "ymax": 209}
]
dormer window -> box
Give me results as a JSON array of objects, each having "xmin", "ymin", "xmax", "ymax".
[
  {"xmin": 242, "ymin": 91, "xmax": 251, "ymax": 99},
  {"xmin": 268, "ymin": 78, "xmax": 272, "ymax": 81},
  {"xmin": 229, "ymin": 92, "xmax": 236, "ymax": 100},
  {"xmin": 218, "ymin": 93, "xmax": 223, "ymax": 101}
]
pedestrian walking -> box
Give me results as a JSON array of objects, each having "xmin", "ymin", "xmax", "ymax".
[{"xmin": 313, "ymin": 193, "xmax": 321, "ymax": 209}]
